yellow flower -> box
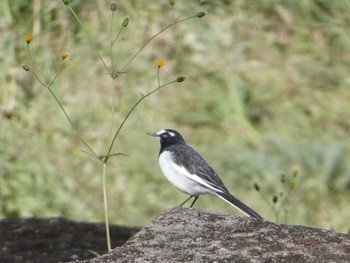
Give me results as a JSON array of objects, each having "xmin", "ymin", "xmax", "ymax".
[
  {"xmin": 60, "ymin": 52, "xmax": 69, "ymax": 60},
  {"xmin": 25, "ymin": 35, "xmax": 32, "ymax": 44},
  {"xmin": 156, "ymin": 59, "xmax": 164, "ymax": 68}
]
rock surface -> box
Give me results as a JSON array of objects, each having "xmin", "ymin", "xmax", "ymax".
[
  {"xmin": 75, "ymin": 208, "xmax": 350, "ymax": 263},
  {"xmin": 1, "ymin": 209, "xmax": 349, "ymax": 262},
  {"xmin": 0, "ymin": 217, "xmax": 139, "ymax": 263}
]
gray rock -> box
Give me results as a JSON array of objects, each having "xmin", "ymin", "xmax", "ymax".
[
  {"xmin": 76, "ymin": 207, "xmax": 350, "ymax": 263},
  {"xmin": 0, "ymin": 217, "xmax": 139, "ymax": 262}
]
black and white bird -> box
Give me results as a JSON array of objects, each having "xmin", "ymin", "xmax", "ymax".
[{"xmin": 147, "ymin": 129, "xmax": 262, "ymax": 219}]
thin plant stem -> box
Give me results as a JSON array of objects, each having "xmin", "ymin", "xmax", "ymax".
[
  {"xmin": 110, "ymin": 11, "xmax": 125, "ymax": 78},
  {"xmin": 67, "ymin": 4, "xmax": 111, "ymax": 76},
  {"xmin": 110, "ymin": 10, "xmax": 115, "ymax": 76},
  {"xmin": 29, "ymin": 69, "xmax": 48, "ymax": 87},
  {"xmin": 26, "ymin": 44, "xmax": 34, "ymax": 64},
  {"xmin": 28, "ymin": 63, "xmax": 98, "ymax": 158},
  {"xmin": 157, "ymin": 67, "xmax": 161, "ymax": 87},
  {"xmin": 102, "ymin": 162, "xmax": 112, "ymax": 252},
  {"xmin": 256, "ymin": 189, "xmax": 279, "ymax": 221},
  {"xmin": 171, "ymin": 6, "xmax": 175, "ymax": 22},
  {"xmin": 27, "ymin": 44, "xmax": 47, "ymax": 86},
  {"xmin": 107, "ymin": 81, "xmax": 119, "ymax": 149},
  {"xmin": 110, "ymin": 26, "xmax": 125, "ymax": 78},
  {"xmin": 46, "ymin": 82, "xmax": 97, "ymax": 157},
  {"xmin": 112, "ymin": 26, "xmax": 125, "ymax": 46}
]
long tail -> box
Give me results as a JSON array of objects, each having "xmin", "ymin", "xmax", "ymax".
[{"xmin": 214, "ymin": 191, "xmax": 263, "ymax": 219}]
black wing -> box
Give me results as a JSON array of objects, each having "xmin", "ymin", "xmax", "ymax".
[{"xmin": 168, "ymin": 144, "xmax": 229, "ymax": 193}]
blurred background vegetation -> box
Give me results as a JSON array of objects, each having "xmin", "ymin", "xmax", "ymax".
[{"xmin": 1, "ymin": 0, "xmax": 349, "ymax": 234}]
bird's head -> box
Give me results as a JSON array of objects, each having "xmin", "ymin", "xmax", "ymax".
[{"xmin": 147, "ymin": 129, "xmax": 185, "ymax": 147}]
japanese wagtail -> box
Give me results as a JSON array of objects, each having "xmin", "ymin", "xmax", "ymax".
[{"xmin": 147, "ymin": 129, "xmax": 262, "ymax": 219}]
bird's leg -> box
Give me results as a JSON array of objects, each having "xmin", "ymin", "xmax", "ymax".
[
  {"xmin": 178, "ymin": 195, "xmax": 194, "ymax": 207},
  {"xmin": 190, "ymin": 196, "xmax": 199, "ymax": 208}
]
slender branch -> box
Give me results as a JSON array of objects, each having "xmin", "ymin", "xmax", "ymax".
[
  {"xmin": 47, "ymin": 60, "xmax": 66, "ymax": 87},
  {"xmin": 110, "ymin": 10, "xmax": 115, "ymax": 76},
  {"xmin": 27, "ymin": 45, "xmax": 48, "ymax": 86},
  {"xmin": 67, "ymin": 4, "xmax": 111, "ymax": 75},
  {"xmin": 26, "ymin": 44, "xmax": 34, "ymax": 63},
  {"xmin": 112, "ymin": 26, "xmax": 125, "ymax": 46},
  {"xmin": 29, "ymin": 69, "xmax": 48, "ymax": 87},
  {"xmin": 119, "ymin": 15, "xmax": 197, "ymax": 72},
  {"xmin": 157, "ymin": 67, "xmax": 161, "ymax": 87},
  {"xmin": 45, "ymin": 82, "xmax": 97, "ymax": 157},
  {"xmin": 28, "ymin": 61, "xmax": 98, "ymax": 158},
  {"xmin": 106, "ymin": 79, "xmax": 177, "ymax": 157},
  {"xmin": 47, "ymin": 85, "xmax": 74, "ymax": 126}
]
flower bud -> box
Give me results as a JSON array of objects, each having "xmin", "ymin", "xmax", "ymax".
[
  {"xmin": 253, "ymin": 183, "xmax": 260, "ymax": 191},
  {"xmin": 272, "ymin": 195, "xmax": 278, "ymax": 203},
  {"xmin": 197, "ymin": 11, "xmax": 206, "ymax": 18},
  {"xmin": 280, "ymin": 173, "xmax": 285, "ymax": 184},
  {"xmin": 122, "ymin": 17, "xmax": 129, "ymax": 27},
  {"xmin": 111, "ymin": 3, "xmax": 117, "ymax": 11},
  {"xmin": 62, "ymin": 0, "xmax": 69, "ymax": 5},
  {"xmin": 25, "ymin": 35, "xmax": 32, "ymax": 44},
  {"xmin": 60, "ymin": 52, "xmax": 69, "ymax": 60},
  {"xmin": 293, "ymin": 169, "xmax": 298, "ymax": 177},
  {"xmin": 289, "ymin": 180, "xmax": 296, "ymax": 189},
  {"xmin": 22, "ymin": 64, "xmax": 30, "ymax": 71},
  {"xmin": 169, "ymin": 0, "xmax": 175, "ymax": 6},
  {"xmin": 176, "ymin": 76, "xmax": 186, "ymax": 82}
]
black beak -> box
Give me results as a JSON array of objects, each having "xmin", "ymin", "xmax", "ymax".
[{"xmin": 147, "ymin": 132, "xmax": 158, "ymax": 137}]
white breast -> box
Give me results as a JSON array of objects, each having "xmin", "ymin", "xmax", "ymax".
[{"xmin": 158, "ymin": 151, "xmax": 213, "ymax": 196}]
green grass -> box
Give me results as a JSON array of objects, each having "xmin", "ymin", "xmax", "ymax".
[{"xmin": 1, "ymin": 0, "xmax": 350, "ymax": 234}]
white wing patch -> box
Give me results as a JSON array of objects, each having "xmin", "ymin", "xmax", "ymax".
[{"xmin": 175, "ymin": 165, "xmax": 222, "ymax": 193}]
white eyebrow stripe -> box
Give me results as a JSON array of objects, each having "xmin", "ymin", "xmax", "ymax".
[
  {"xmin": 157, "ymin": 129, "xmax": 176, "ymax": 137},
  {"xmin": 157, "ymin": 129, "xmax": 167, "ymax": 135}
]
